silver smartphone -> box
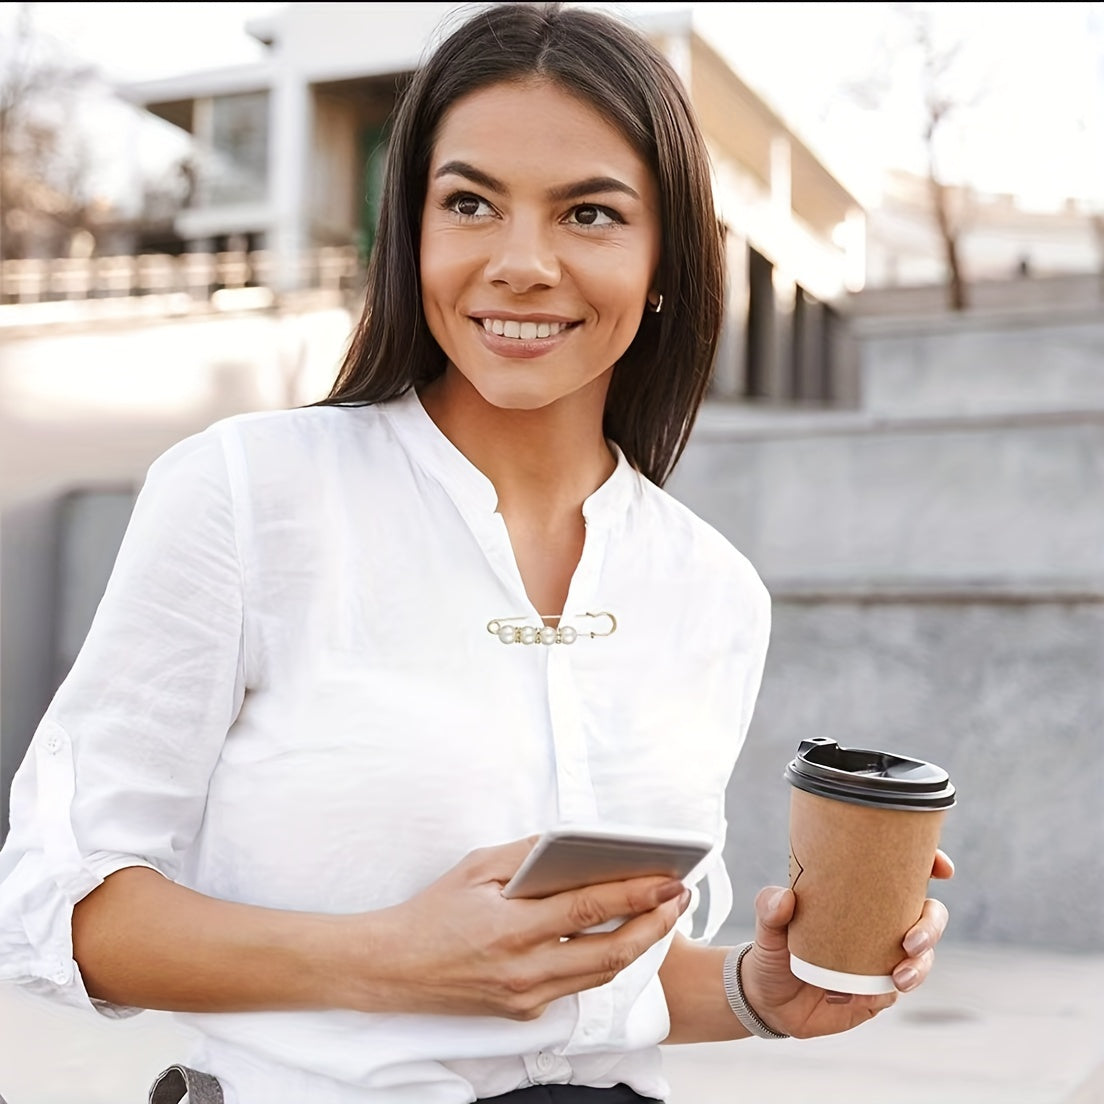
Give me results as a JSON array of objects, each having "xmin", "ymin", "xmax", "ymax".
[{"xmin": 501, "ymin": 823, "xmax": 714, "ymax": 900}]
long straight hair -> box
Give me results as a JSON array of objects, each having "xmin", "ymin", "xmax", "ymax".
[{"xmin": 321, "ymin": 2, "xmax": 725, "ymax": 487}]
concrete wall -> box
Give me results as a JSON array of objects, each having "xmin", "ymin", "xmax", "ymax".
[
  {"xmin": 672, "ymin": 409, "xmax": 1104, "ymax": 590},
  {"xmin": 666, "ymin": 309, "xmax": 1104, "ymax": 952},
  {"xmin": 849, "ymin": 271, "xmax": 1104, "ymax": 318},
  {"xmin": 854, "ymin": 306, "xmax": 1104, "ymax": 419}
]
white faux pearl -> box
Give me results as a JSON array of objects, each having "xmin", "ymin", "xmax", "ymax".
[{"xmin": 489, "ymin": 619, "xmax": 602, "ymax": 644}]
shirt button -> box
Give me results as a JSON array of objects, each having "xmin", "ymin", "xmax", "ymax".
[
  {"xmin": 536, "ymin": 1052, "xmax": 554, "ymax": 1073},
  {"xmin": 50, "ymin": 960, "xmax": 70, "ymax": 984},
  {"xmin": 44, "ymin": 733, "xmax": 62, "ymax": 754}
]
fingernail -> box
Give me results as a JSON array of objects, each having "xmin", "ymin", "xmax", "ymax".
[
  {"xmin": 678, "ymin": 888, "xmax": 692, "ymax": 912},
  {"xmin": 824, "ymin": 992, "xmax": 852, "ymax": 1004},
  {"xmin": 894, "ymin": 966, "xmax": 919, "ymax": 991},
  {"xmin": 658, "ymin": 880, "xmax": 684, "ymax": 902},
  {"xmin": 769, "ymin": 888, "xmax": 788, "ymax": 912},
  {"xmin": 903, "ymin": 930, "xmax": 930, "ymax": 956}
]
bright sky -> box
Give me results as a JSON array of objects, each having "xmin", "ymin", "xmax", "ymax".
[{"xmin": 8, "ymin": 1, "xmax": 1104, "ymax": 212}]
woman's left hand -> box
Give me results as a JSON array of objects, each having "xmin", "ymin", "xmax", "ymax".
[{"xmin": 740, "ymin": 849, "xmax": 954, "ymax": 1039}]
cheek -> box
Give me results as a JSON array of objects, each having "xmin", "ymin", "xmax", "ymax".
[
  {"xmin": 419, "ymin": 232, "xmax": 468, "ymax": 306},
  {"xmin": 582, "ymin": 240, "xmax": 656, "ymax": 308},
  {"xmin": 418, "ymin": 240, "xmax": 444, "ymax": 304}
]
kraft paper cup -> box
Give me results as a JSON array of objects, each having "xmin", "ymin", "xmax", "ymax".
[{"xmin": 784, "ymin": 738, "xmax": 955, "ymax": 995}]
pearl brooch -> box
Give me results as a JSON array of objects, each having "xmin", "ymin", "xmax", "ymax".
[{"xmin": 487, "ymin": 612, "xmax": 617, "ymax": 645}]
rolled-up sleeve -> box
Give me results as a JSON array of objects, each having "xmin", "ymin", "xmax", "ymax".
[{"xmin": 0, "ymin": 425, "xmax": 247, "ymax": 1015}]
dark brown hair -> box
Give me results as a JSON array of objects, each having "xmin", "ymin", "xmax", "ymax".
[{"xmin": 321, "ymin": 1, "xmax": 724, "ymax": 486}]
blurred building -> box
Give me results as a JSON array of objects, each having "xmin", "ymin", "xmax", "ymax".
[
  {"xmin": 117, "ymin": 1, "xmax": 866, "ymax": 406},
  {"xmin": 867, "ymin": 167, "xmax": 1103, "ymax": 290}
]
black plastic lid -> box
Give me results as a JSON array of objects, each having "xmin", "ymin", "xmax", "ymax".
[{"xmin": 784, "ymin": 737, "xmax": 956, "ymax": 811}]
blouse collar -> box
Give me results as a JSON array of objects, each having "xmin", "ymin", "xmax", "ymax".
[{"xmin": 382, "ymin": 388, "xmax": 638, "ymax": 528}]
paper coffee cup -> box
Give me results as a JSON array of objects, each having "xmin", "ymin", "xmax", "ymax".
[{"xmin": 784, "ymin": 737, "xmax": 955, "ymax": 995}]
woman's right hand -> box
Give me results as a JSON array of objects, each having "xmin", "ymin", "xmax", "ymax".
[{"xmin": 347, "ymin": 836, "xmax": 691, "ymax": 1020}]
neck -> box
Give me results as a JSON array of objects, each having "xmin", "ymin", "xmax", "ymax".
[{"xmin": 418, "ymin": 368, "xmax": 617, "ymax": 517}]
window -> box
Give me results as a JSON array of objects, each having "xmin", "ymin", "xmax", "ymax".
[{"xmin": 209, "ymin": 92, "xmax": 269, "ymax": 205}]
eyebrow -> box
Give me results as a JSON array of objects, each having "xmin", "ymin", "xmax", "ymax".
[{"xmin": 433, "ymin": 160, "xmax": 641, "ymax": 202}]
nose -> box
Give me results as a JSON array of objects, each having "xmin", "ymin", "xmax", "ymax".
[{"xmin": 483, "ymin": 214, "xmax": 561, "ymax": 292}]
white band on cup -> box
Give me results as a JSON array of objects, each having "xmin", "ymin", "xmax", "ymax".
[{"xmin": 789, "ymin": 954, "xmax": 896, "ymax": 995}]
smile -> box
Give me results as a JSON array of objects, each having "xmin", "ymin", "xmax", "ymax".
[{"xmin": 480, "ymin": 318, "xmax": 573, "ymax": 340}]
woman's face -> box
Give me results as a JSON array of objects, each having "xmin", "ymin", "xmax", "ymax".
[{"xmin": 419, "ymin": 78, "xmax": 662, "ymax": 414}]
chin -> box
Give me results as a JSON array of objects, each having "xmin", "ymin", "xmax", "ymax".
[{"xmin": 472, "ymin": 382, "xmax": 558, "ymax": 412}]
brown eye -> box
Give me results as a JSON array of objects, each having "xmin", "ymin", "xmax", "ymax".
[
  {"xmin": 566, "ymin": 204, "xmax": 618, "ymax": 228},
  {"xmin": 443, "ymin": 192, "xmax": 492, "ymax": 218}
]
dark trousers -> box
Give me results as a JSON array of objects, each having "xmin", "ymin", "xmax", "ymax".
[{"xmin": 480, "ymin": 1087, "xmax": 662, "ymax": 1103}]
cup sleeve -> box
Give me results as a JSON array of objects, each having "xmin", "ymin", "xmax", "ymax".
[{"xmin": 0, "ymin": 425, "xmax": 247, "ymax": 1016}]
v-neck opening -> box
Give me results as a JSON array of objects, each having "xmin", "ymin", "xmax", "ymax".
[{"xmin": 381, "ymin": 388, "xmax": 639, "ymax": 617}]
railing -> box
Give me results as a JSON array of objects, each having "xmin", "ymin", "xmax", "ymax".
[
  {"xmin": 0, "ymin": 243, "xmax": 846, "ymax": 408},
  {"xmin": 0, "ymin": 247, "xmax": 365, "ymax": 306}
]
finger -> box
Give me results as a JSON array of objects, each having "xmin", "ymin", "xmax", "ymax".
[
  {"xmin": 850, "ymin": 992, "xmax": 899, "ymax": 1017},
  {"xmin": 893, "ymin": 946, "xmax": 935, "ymax": 992},
  {"xmin": 534, "ymin": 876, "xmax": 687, "ymax": 940},
  {"xmin": 551, "ymin": 889, "xmax": 690, "ymax": 979},
  {"xmin": 752, "ymin": 885, "xmax": 794, "ymax": 955},
  {"xmin": 931, "ymin": 849, "xmax": 955, "ymax": 880},
  {"xmin": 902, "ymin": 896, "xmax": 949, "ymax": 958}
]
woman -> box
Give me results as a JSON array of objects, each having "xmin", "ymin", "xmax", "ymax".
[{"xmin": 0, "ymin": 4, "xmax": 951, "ymax": 1103}]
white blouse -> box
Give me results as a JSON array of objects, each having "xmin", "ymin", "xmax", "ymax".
[{"xmin": 0, "ymin": 390, "xmax": 771, "ymax": 1104}]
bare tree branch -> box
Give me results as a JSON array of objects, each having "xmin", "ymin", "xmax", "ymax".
[
  {"xmin": 0, "ymin": 2, "xmax": 102, "ymax": 260},
  {"xmin": 848, "ymin": 1, "xmax": 987, "ymax": 309}
]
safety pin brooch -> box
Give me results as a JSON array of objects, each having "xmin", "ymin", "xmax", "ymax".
[{"xmin": 486, "ymin": 611, "xmax": 617, "ymax": 645}]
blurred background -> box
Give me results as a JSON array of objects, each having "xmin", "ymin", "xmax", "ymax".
[{"xmin": 0, "ymin": 2, "xmax": 1102, "ymax": 1101}]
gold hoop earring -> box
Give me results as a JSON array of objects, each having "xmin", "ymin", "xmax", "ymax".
[{"xmin": 647, "ymin": 293, "xmax": 663, "ymax": 314}]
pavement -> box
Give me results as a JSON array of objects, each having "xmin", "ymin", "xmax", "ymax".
[{"xmin": 1, "ymin": 936, "xmax": 1103, "ymax": 1104}]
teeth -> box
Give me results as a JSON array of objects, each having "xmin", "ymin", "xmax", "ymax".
[{"xmin": 482, "ymin": 318, "xmax": 569, "ymax": 339}]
